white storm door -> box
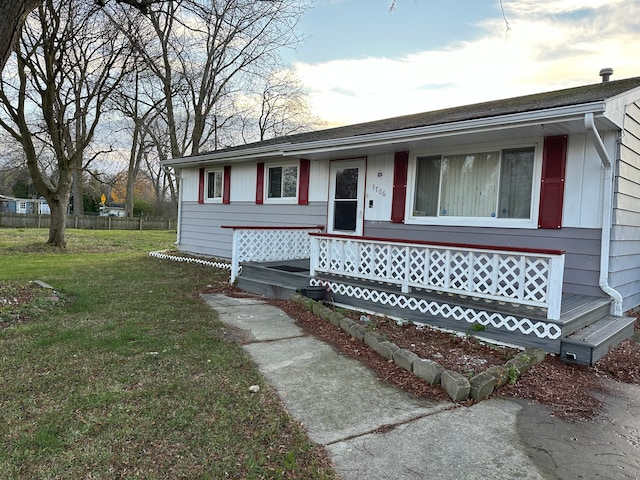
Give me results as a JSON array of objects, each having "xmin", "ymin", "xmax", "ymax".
[{"xmin": 328, "ymin": 159, "xmax": 366, "ymax": 235}]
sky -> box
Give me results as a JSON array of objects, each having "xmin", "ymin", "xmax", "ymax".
[{"xmin": 287, "ymin": 0, "xmax": 640, "ymax": 127}]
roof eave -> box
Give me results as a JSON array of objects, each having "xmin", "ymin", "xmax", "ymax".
[{"xmin": 163, "ymin": 101, "xmax": 606, "ymax": 167}]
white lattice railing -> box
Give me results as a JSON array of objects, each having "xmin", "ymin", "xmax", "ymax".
[
  {"xmin": 223, "ymin": 225, "xmax": 324, "ymax": 283},
  {"xmin": 309, "ymin": 234, "xmax": 565, "ymax": 320}
]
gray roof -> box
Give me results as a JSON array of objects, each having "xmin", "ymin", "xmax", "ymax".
[{"xmin": 195, "ymin": 76, "xmax": 640, "ymax": 157}]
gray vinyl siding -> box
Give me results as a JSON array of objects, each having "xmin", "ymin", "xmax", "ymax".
[
  {"xmin": 364, "ymin": 221, "xmax": 603, "ymax": 298},
  {"xmin": 611, "ymin": 101, "xmax": 640, "ymax": 312},
  {"xmin": 179, "ymin": 201, "xmax": 327, "ymax": 259}
]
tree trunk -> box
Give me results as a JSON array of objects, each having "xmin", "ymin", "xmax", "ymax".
[
  {"xmin": 72, "ymin": 167, "xmax": 84, "ymax": 215},
  {"xmin": 0, "ymin": 0, "xmax": 42, "ymax": 72},
  {"xmin": 47, "ymin": 196, "xmax": 69, "ymax": 248}
]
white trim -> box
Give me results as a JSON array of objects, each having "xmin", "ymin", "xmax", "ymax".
[
  {"xmin": 327, "ymin": 158, "xmax": 366, "ymax": 236},
  {"xmin": 311, "ymin": 278, "xmax": 563, "ymax": 339},
  {"xmin": 404, "ymin": 138, "xmax": 543, "ymax": 229},
  {"xmin": 204, "ymin": 167, "xmax": 224, "ymax": 204},
  {"xmin": 162, "ymin": 103, "xmax": 606, "ymax": 167},
  {"xmin": 263, "ymin": 160, "xmax": 299, "ymax": 204}
]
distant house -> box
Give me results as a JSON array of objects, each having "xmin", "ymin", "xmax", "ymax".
[
  {"xmin": 0, "ymin": 195, "xmax": 50, "ymax": 214},
  {"xmin": 163, "ymin": 73, "xmax": 640, "ymax": 365},
  {"xmin": 99, "ymin": 204, "xmax": 126, "ymax": 217}
]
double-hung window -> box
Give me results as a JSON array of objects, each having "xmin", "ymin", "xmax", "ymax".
[
  {"xmin": 267, "ymin": 164, "xmax": 298, "ymax": 201},
  {"xmin": 411, "ymin": 146, "xmax": 536, "ymax": 225},
  {"xmin": 206, "ymin": 169, "xmax": 223, "ymax": 202}
]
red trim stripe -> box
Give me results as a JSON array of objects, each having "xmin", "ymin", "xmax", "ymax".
[
  {"xmin": 298, "ymin": 159, "xmax": 310, "ymax": 205},
  {"xmin": 308, "ymin": 232, "xmax": 565, "ymax": 256},
  {"xmin": 256, "ymin": 163, "xmax": 264, "ymax": 204},
  {"xmin": 222, "ymin": 166, "xmax": 231, "ymax": 204},
  {"xmin": 538, "ymin": 136, "xmax": 567, "ymax": 229},
  {"xmin": 391, "ymin": 151, "xmax": 409, "ymax": 223},
  {"xmin": 198, "ymin": 167, "xmax": 205, "ymax": 204}
]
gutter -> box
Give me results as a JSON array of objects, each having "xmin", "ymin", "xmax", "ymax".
[
  {"xmin": 584, "ymin": 112, "xmax": 624, "ymax": 315},
  {"xmin": 163, "ymin": 102, "xmax": 606, "ymax": 167}
]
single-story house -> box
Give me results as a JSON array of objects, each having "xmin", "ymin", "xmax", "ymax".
[
  {"xmin": 164, "ymin": 73, "xmax": 640, "ymax": 365},
  {"xmin": 0, "ymin": 195, "xmax": 50, "ymax": 214}
]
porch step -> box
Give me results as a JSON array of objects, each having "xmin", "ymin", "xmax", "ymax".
[
  {"xmin": 236, "ymin": 276, "xmax": 301, "ymax": 300},
  {"xmin": 236, "ymin": 261, "xmax": 312, "ymax": 300},
  {"xmin": 558, "ymin": 295, "xmax": 612, "ymax": 336},
  {"xmin": 560, "ymin": 315, "xmax": 636, "ymax": 366}
]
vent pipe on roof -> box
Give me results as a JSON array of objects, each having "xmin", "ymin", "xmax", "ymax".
[{"xmin": 599, "ymin": 68, "xmax": 613, "ymax": 82}]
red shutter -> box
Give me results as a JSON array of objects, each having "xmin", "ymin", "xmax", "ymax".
[
  {"xmin": 256, "ymin": 162, "xmax": 264, "ymax": 204},
  {"xmin": 538, "ymin": 135, "xmax": 567, "ymax": 229},
  {"xmin": 391, "ymin": 151, "xmax": 409, "ymax": 223},
  {"xmin": 298, "ymin": 159, "xmax": 310, "ymax": 205},
  {"xmin": 198, "ymin": 167, "xmax": 205, "ymax": 204},
  {"xmin": 222, "ymin": 165, "xmax": 231, "ymax": 204}
]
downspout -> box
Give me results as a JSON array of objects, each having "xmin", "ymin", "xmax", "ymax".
[
  {"xmin": 176, "ymin": 168, "xmax": 183, "ymax": 246},
  {"xmin": 584, "ymin": 112, "xmax": 624, "ymax": 315}
]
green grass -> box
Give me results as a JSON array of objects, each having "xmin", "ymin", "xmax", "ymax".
[{"xmin": 0, "ymin": 228, "xmax": 337, "ymax": 479}]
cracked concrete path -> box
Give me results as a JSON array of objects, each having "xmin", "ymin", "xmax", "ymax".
[
  {"xmin": 202, "ymin": 293, "xmax": 550, "ymax": 479},
  {"xmin": 203, "ymin": 293, "xmax": 640, "ymax": 479}
]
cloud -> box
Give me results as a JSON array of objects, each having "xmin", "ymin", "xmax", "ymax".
[{"xmin": 294, "ymin": 0, "xmax": 640, "ymax": 126}]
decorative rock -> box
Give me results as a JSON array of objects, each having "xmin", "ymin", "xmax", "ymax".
[
  {"xmin": 348, "ymin": 323, "xmax": 367, "ymax": 342},
  {"xmin": 291, "ymin": 293, "xmax": 307, "ymax": 305},
  {"xmin": 505, "ymin": 356, "xmax": 526, "ymax": 372},
  {"xmin": 413, "ymin": 358, "xmax": 444, "ymax": 385},
  {"xmin": 33, "ymin": 280, "xmax": 55, "ymax": 290},
  {"xmin": 312, "ymin": 302, "xmax": 329, "ymax": 316},
  {"xmin": 327, "ymin": 312, "xmax": 344, "ymax": 327},
  {"xmin": 484, "ymin": 365, "xmax": 511, "ymax": 387},
  {"xmin": 441, "ymin": 370, "xmax": 471, "ymax": 402},
  {"xmin": 339, "ymin": 317, "xmax": 356, "ymax": 334},
  {"xmin": 374, "ymin": 341, "xmax": 400, "ymax": 360},
  {"xmin": 393, "ymin": 348, "xmax": 419, "ymax": 372},
  {"xmin": 364, "ymin": 331, "xmax": 386, "ymax": 349},
  {"xmin": 470, "ymin": 371, "xmax": 497, "ymax": 400},
  {"xmin": 524, "ymin": 348, "xmax": 546, "ymax": 364}
]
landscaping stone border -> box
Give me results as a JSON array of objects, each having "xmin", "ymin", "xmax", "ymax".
[{"xmin": 293, "ymin": 294, "xmax": 546, "ymax": 403}]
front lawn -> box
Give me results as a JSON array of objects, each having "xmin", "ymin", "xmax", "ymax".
[{"xmin": 0, "ymin": 228, "xmax": 336, "ymax": 479}]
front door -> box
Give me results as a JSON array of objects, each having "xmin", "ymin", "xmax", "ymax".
[{"xmin": 328, "ymin": 159, "xmax": 366, "ymax": 235}]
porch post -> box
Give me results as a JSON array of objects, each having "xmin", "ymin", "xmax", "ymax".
[
  {"xmin": 546, "ymin": 254, "xmax": 565, "ymax": 320},
  {"xmin": 309, "ymin": 235, "xmax": 318, "ymax": 277},
  {"xmin": 230, "ymin": 229, "xmax": 240, "ymax": 284}
]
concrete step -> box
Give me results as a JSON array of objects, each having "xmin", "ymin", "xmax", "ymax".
[{"xmin": 560, "ymin": 315, "xmax": 636, "ymax": 366}]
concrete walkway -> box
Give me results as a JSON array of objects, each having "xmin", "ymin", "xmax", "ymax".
[{"xmin": 202, "ymin": 293, "xmax": 640, "ymax": 480}]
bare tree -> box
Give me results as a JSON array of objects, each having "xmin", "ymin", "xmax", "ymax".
[
  {"xmin": 107, "ymin": 0, "xmax": 308, "ymax": 215},
  {"xmin": 241, "ymin": 69, "xmax": 324, "ymax": 143},
  {"xmin": 128, "ymin": 0, "xmax": 309, "ymax": 159},
  {"xmin": 0, "ymin": 0, "xmax": 132, "ymax": 247},
  {"xmin": 0, "ymin": 0, "xmax": 161, "ymax": 74}
]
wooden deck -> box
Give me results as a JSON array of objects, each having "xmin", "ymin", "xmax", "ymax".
[{"xmin": 235, "ymin": 259, "xmax": 635, "ymax": 365}]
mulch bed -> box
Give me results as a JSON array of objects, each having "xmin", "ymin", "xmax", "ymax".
[{"xmin": 268, "ymin": 296, "xmax": 640, "ymax": 421}]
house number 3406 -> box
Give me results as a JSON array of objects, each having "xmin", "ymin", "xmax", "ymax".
[{"xmin": 371, "ymin": 184, "xmax": 386, "ymax": 197}]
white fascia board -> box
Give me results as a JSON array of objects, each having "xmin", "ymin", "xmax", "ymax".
[
  {"xmin": 163, "ymin": 102, "xmax": 605, "ymax": 166},
  {"xmin": 162, "ymin": 143, "xmax": 291, "ymax": 167},
  {"xmin": 284, "ymin": 102, "xmax": 606, "ymax": 156}
]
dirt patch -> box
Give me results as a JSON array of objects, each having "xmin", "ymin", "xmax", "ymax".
[{"xmin": 0, "ymin": 281, "xmax": 63, "ymax": 329}]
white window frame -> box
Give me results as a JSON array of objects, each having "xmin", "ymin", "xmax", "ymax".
[
  {"xmin": 264, "ymin": 161, "xmax": 299, "ymax": 204},
  {"xmin": 205, "ymin": 168, "xmax": 224, "ymax": 203},
  {"xmin": 405, "ymin": 139, "xmax": 543, "ymax": 228}
]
